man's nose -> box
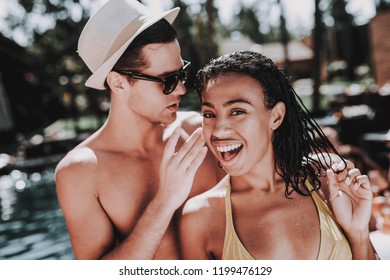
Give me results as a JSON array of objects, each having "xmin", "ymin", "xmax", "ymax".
[{"xmin": 171, "ymin": 81, "xmax": 186, "ymax": 96}]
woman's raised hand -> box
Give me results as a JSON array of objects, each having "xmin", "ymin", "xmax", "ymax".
[{"xmin": 326, "ymin": 161, "xmax": 373, "ymax": 233}]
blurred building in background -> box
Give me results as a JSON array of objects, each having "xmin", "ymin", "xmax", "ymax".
[
  {"xmin": 370, "ymin": 9, "xmax": 390, "ymax": 87},
  {"xmin": 220, "ymin": 33, "xmax": 314, "ymax": 80}
]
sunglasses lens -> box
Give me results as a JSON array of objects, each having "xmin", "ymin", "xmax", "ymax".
[
  {"xmin": 162, "ymin": 62, "xmax": 190, "ymax": 94},
  {"xmin": 163, "ymin": 74, "xmax": 179, "ymax": 94}
]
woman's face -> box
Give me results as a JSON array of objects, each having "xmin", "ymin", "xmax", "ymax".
[{"xmin": 201, "ymin": 73, "xmax": 277, "ymax": 176}]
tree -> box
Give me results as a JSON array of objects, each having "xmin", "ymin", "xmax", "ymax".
[
  {"xmin": 236, "ymin": 6, "xmax": 263, "ymax": 44},
  {"xmin": 330, "ymin": 0, "xmax": 355, "ymax": 80},
  {"xmin": 312, "ymin": 0, "xmax": 326, "ymax": 115},
  {"xmin": 376, "ymin": 0, "xmax": 390, "ymax": 12},
  {"xmin": 4, "ymin": 0, "xmax": 105, "ymax": 124},
  {"xmin": 171, "ymin": 0, "xmax": 203, "ymax": 109},
  {"xmin": 277, "ymin": 0, "xmax": 290, "ymax": 76},
  {"xmin": 193, "ymin": 0, "xmax": 219, "ymax": 66},
  {"xmin": 231, "ymin": 1, "xmax": 291, "ymax": 45}
]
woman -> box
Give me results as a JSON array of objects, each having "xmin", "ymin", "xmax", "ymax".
[{"xmin": 179, "ymin": 51, "xmax": 376, "ymax": 259}]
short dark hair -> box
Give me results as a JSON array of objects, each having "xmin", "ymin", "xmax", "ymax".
[
  {"xmin": 196, "ymin": 51, "xmax": 345, "ymax": 196},
  {"xmin": 105, "ymin": 18, "xmax": 177, "ymax": 88}
]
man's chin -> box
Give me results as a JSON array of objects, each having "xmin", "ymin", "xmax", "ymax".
[{"xmin": 159, "ymin": 112, "xmax": 177, "ymax": 126}]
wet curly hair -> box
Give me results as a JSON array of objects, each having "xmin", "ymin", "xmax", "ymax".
[{"xmin": 195, "ymin": 51, "xmax": 345, "ymax": 196}]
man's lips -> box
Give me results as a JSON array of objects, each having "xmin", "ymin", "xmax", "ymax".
[{"xmin": 167, "ymin": 103, "xmax": 179, "ymax": 112}]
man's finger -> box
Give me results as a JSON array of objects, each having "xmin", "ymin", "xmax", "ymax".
[
  {"xmin": 187, "ymin": 146, "xmax": 208, "ymax": 175},
  {"xmin": 179, "ymin": 134, "xmax": 207, "ymax": 168},
  {"xmin": 162, "ymin": 127, "xmax": 182, "ymax": 162},
  {"xmin": 174, "ymin": 127, "xmax": 204, "ymax": 162}
]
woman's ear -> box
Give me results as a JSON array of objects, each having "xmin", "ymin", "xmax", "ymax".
[
  {"xmin": 270, "ymin": 102, "xmax": 286, "ymax": 130},
  {"xmin": 106, "ymin": 71, "xmax": 128, "ymax": 94}
]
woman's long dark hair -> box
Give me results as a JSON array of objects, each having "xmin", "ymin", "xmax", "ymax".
[{"xmin": 195, "ymin": 51, "xmax": 345, "ymax": 196}]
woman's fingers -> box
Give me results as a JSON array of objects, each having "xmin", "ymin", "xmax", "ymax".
[
  {"xmin": 327, "ymin": 169, "xmax": 343, "ymax": 202},
  {"xmin": 328, "ymin": 166, "xmax": 372, "ymax": 201},
  {"xmin": 345, "ymin": 168, "xmax": 361, "ymax": 187},
  {"xmin": 331, "ymin": 159, "xmax": 354, "ymax": 181},
  {"xmin": 345, "ymin": 168, "xmax": 370, "ymax": 192},
  {"xmin": 353, "ymin": 174, "xmax": 371, "ymax": 191}
]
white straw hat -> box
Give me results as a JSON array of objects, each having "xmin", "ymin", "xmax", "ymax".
[{"xmin": 78, "ymin": 0, "xmax": 180, "ymax": 90}]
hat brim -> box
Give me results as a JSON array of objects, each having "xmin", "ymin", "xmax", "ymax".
[{"xmin": 85, "ymin": 7, "xmax": 180, "ymax": 90}]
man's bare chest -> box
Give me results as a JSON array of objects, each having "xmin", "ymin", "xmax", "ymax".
[{"xmin": 95, "ymin": 159, "xmax": 161, "ymax": 232}]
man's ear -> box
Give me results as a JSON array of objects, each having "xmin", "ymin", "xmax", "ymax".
[
  {"xmin": 270, "ymin": 102, "xmax": 286, "ymax": 130},
  {"xmin": 106, "ymin": 71, "xmax": 128, "ymax": 94}
]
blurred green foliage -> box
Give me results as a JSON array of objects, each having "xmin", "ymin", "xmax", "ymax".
[{"xmin": 1, "ymin": 0, "xmax": 378, "ymax": 124}]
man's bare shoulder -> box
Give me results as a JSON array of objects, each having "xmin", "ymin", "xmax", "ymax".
[
  {"xmin": 56, "ymin": 145, "xmax": 99, "ymax": 171},
  {"xmin": 55, "ymin": 146, "xmax": 100, "ymax": 190}
]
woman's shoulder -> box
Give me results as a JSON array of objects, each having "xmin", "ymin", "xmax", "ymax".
[
  {"xmin": 182, "ymin": 175, "xmax": 229, "ymax": 217},
  {"xmin": 179, "ymin": 176, "xmax": 228, "ymax": 249}
]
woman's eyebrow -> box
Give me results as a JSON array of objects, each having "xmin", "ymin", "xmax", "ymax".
[
  {"xmin": 223, "ymin": 98, "xmax": 252, "ymax": 107},
  {"xmin": 201, "ymin": 98, "xmax": 252, "ymax": 109},
  {"xmin": 201, "ymin": 101, "xmax": 214, "ymax": 108}
]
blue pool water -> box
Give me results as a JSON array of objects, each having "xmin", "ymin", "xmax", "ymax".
[{"xmin": 0, "ymin": 165, "xmax": 74, "ymax": 259}]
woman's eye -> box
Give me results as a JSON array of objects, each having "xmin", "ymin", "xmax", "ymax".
[
  {"xmin": 201, "ymin": 112, "xmax": 215, "ymax": 119},
  {"xmin": 231, "ymin": 109, "xmax": 245, "ymax": 116}
]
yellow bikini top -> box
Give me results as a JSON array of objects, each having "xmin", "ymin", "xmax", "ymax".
[{"xmin": 221, "ymin": 177, "xmax": 352, "ymax": 260}]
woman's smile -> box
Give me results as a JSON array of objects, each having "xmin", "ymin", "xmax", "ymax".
[{"xmin": 214, "ymin": 143, "xmax": 243, "ymax": 162}]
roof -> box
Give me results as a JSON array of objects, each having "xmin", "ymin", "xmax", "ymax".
[{"xmin": 219, "ymin": 33, "xmax": 313, "ymax": 63}]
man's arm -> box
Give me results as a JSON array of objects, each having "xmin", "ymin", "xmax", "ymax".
[
  {"xmin": 106, "ymin": 128, "xmax": 208, "ymax": 259},
  {"xmin": 100, "ymin": 194, "xmax": 178, "ymax": 259},
  {"xmin": 55, "ymin": 160, "xmax": 116, "ymax": 259},
  {"xmin": 56, "ymin": 161, "xmax": 181, "ymax": 259},
  {"xmin": 56, "ymin": 128, "xmax": 207, "ymax": 259}
]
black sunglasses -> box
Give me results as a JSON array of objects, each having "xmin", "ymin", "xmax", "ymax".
[{"xmin": 113, "ymin": 60, "xmax": 191, "ymax": 94}]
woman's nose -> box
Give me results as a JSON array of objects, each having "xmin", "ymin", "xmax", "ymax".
[{"xmin": 212, "ymin": 117, "xmax": 233, "ymax": 138}]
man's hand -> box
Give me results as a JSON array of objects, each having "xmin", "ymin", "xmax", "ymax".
[{"xmin": 158, "ymin": 127, "xmax": 208, "ymax": 210}]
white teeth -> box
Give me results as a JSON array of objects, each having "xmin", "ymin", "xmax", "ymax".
[{"xmin": 216, "ymin": 144, "xmax": 242, "ymax": 153}]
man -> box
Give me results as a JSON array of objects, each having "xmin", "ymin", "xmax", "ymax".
[{"xmin": 55, "ymin": 0, "xmax": 223, "ymax": 260}]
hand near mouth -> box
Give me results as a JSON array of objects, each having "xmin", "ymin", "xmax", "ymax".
[{"xmin": 158, "ymin": 127, "xmax": 208, "ymax": 211}]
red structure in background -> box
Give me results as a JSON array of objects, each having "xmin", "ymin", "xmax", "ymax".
[{"xmin": 370, "ymin": 9, "xmax": 390, "ymax": 88}]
